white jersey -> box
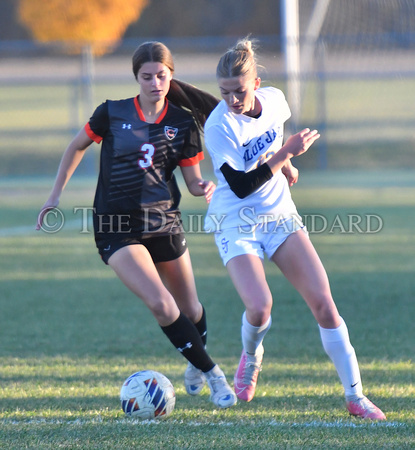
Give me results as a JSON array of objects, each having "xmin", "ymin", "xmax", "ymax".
[{"xmin": 204, "ymin": 87, "xmax": 299, "ymax": 232}]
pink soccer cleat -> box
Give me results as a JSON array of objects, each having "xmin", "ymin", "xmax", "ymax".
[
  {"xmin": 234, "ymin": 345, "xmax": 263, "ymax": 402},
  {"xmin": 346, "ymin": 396, "xmax": 386, "ymax": 420}
]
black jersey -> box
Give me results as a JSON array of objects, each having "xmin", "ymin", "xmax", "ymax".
[{"xmin": 85, "ymin": 96, "xmax": 203, "ymax": 246}]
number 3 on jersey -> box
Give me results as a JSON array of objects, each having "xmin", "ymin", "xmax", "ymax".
[{"xmin": 138, "ymin": 143, "xmax": 155, "ymax": 169}]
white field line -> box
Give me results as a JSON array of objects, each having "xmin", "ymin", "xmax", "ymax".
[{"xmin": 0, "ymin": 418, "xmax": 406, "ymax": 428}]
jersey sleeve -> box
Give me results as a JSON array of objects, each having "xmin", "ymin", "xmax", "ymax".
[
  {"xmin": 177, "ymin": 120, "xmax": 204, "ymax": 167},
  {"xmin": 273, "ymin": 88, "xmax": 291, "ymax": 123},
  {"xmin": 204, "ymin": 123, "xmax": 244, "ymax": 172},
  {"xmin": 84, "ymin": 101, "xmax": 110, "ymax": 143}
]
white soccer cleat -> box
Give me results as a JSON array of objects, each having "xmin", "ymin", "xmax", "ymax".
[
  {"xmin": 205, "ymin": 365, "xmax": 237, "ymax": 408},
  {"xmin": 184, "ymin": 362, "xmax": 206, "ymax": 395}
]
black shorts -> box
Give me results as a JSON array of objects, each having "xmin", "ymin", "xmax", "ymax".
[{"xmin": 98, "ymin": 233, "xmax": 187, "ymax": 265}]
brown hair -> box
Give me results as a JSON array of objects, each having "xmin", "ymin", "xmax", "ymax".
[
  {"xmin": 216, "ymin": 37, "xmax": 258, "ymax": 79},
  {"xmin": 132, "ymin": 41, "xmax": 219, "ymax": 131}
]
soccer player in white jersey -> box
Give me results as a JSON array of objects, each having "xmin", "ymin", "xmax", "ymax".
[
  {"xmin": 37, "ymin": 41, "xmax": 236, "ymax": 409},
  {"xmin": 204, "ymin": 37, "xmax": 386, "ymax": 420}
]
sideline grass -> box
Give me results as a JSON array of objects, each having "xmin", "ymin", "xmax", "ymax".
[{"xmin": 0, "ymin": 171, "xmax": 414, "ymax": 448}]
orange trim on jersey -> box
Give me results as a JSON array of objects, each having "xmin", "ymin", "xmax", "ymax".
[
  {"xmin": 84, "ymin": 123, "xmax": 103, "ymax": 143},
  {"xmin": 156, "ymin": 99, "xmax": 169, "ymax": 123},
  {"xmin": 134, "ymin": 96, "xmax": 169, "ymax": 123},
  {"xmin": 178, "ymin": 152, "xmax": 204, "ymax": 167},
  {"xmin": 134, "ymin": 96, "xmax": 146, "ymax": 121}
]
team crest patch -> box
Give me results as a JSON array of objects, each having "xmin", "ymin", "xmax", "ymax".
[{"xmin": 164, "ymin": 126, "xmax": 178, "ymax": 140}]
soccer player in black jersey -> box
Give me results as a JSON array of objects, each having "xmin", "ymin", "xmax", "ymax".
[{"xmin": 37, "ymin": 41, "xmax": 236, "ymax": 409}]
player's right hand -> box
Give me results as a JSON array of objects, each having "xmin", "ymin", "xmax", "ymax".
[
  {"xmin": 36, "ymin": 200, "xmax": 59, "ymax": 230},
  {"xmin": 284, "ymin": 128, "xmax": 320, "ymax": 158}
]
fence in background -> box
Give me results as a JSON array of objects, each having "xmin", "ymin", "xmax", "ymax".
[{"xmin": 0, "ymin": 33, "xmax": 414, "ymax": 176}]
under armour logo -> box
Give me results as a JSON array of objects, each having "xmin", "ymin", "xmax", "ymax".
[
  {"xmin": 177, "ymin": 342, "xmax": 192, "ymax": 353},
  {"xmin": 122, "ymin": 123, "xmax": 132, "ymax": 129}
]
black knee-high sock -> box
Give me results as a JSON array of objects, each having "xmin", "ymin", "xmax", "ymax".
[
  {"xmin": 194, "ymin": 306, "xmax": 207, "ymax": 347},
  {"xmin": 161, "ymin": 313, "xmax": 215, "ymax": 372}
]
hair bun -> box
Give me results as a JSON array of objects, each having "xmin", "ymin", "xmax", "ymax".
[
  {"xmin": 216, "ymin": 35, "xmax": 258, "ymax": 79},
  {"xmin": 235, "ymin": 39, "xmax": 254, "ymax": 55}
]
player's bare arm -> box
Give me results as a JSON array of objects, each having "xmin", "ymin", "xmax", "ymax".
[
  {"xmin": 181, "ymin": 164, "xmax": 216, "ymax": 203},
  {"xmin": 36, "ymin": 128, "xmax": 93, "ymax": 230}
]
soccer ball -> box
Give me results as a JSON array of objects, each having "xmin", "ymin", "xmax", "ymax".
[{"xmin": 120, "ymin": 370, "xmax": 176, "ymax": 420}]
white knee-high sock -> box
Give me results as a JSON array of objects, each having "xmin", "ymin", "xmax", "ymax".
[
  {"xmin": 319, "ymin": 317, "xmax": 363, "ymax": 399},
  {"xmin": 241, "ymin": 311, "xmax": 272, "ymax": 355}
]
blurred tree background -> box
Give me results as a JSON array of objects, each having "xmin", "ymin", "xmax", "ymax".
[
  {"xmin": 1, "ymin": 0, "xmax": 408, "ymax": 46},
  {"xmin": 18, "ymin": 0, "xmax": 149, "ymax": 55},
  {"xmin": 2, "ymin": 0, "xmax": 281, "ymax": 44},
  {"xmin": 1, "ymin": 0, "xmax": 413, "ymax": 174}
]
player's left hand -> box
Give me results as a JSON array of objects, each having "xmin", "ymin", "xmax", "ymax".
[
  {"xmin": 199, "ymin": 180, "xmax": 216, "ymax": 203},
  {"xmin": 282, "ymin": 164, "xmax": 299, "ymax": 186}
]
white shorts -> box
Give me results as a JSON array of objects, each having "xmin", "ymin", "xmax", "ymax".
[{"xmin": 214, "ymin": 216, "xmax": 308, "ymax": 266}]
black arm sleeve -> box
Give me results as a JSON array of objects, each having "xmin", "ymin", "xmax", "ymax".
[{"xmin": 220, "ymin": 162, "xmax": 273, "ymax": 199}]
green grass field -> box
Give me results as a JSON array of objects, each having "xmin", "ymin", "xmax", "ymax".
[{"xmin": 0, "ymin": 170, "xmax": 414, "ymax": 448}]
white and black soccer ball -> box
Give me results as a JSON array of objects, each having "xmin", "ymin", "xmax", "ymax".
[{"xmin": 120, "ymin": 370, "xmax": 176, "ymax": 420}]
